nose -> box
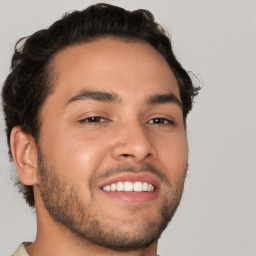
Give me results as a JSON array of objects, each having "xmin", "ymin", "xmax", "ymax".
[{"xmin": 111, "ymin": 121, "xmax": 157, "ymax": 163}]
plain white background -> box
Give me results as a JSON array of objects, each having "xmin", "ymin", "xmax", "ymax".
[{"xmin": 0, "ymin": 0, "xmax": 255, "ymax": 255}]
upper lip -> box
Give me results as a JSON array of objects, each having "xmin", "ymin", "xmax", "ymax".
[{"xmin": 98, "ymin": 172, "xmax": 161, "ymax": 189}]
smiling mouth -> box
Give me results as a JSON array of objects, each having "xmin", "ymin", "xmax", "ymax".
[
  {"xmin": 99, "ymin": 172, "xmax": 160, "ymax": 203},
  {"xmin": 102, "ymin": 181, "xmax": 155, "ymax": 192}
]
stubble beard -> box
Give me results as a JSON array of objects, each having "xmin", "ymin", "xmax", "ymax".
[{"xmin": 37, "ymin": 149, "xmax": 186, "ymax": 251}]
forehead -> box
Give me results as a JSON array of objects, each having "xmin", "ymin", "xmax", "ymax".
[{"xmin": 49, "ymin": 38, "xmax": 180, "ymax": 102}]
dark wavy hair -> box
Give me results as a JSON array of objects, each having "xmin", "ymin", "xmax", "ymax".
[{"xmin": 1, "ymin": 3, "xmax": 199, "ymax": 207}]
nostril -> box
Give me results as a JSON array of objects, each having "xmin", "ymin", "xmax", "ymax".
[{"xmin": 121, "ymin": 152, "xmax": 152, "ymax": 159}]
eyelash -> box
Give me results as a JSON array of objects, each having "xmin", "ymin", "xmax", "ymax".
[
  {"xmin": 80, "ymin": 116, "xmax": 107, "ymax": 123},
  {"xmin": 80, "ymin": 116, "xmax": 174, "ymax": 125},
  {"xmin": 147, "ymin": 117, "xmax": 174, "ymax": 125}
]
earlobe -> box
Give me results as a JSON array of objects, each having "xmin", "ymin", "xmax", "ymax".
[{"xmin": 10, "ymin": 126, "xmax": 39, "ymax": 186}]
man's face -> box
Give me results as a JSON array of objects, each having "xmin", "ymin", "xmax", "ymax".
[{"xmin": 36, "ymin": 38, "xmax": 188, "ymax": 250}]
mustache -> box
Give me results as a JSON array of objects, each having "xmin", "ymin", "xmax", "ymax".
[{"xmin": 90, "ymin": 163, "xmax": 171, "ymax": 188}]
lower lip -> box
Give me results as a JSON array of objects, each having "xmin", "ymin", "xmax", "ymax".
[{"xmin": 101, "ymin": 189, "xmax": 159, "ymax": 204}]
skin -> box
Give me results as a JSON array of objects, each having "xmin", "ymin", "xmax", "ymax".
[{"xmin": 11, "ymin": 38, "xmax": 188, "ymax": 256}]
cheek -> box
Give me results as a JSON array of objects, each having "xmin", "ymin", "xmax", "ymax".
[
  {"xmin": 40, "ymin": 129, "xmax": 112, "ymax": 185},
  {"xmin": 159, "ymin": 133, "xmax": 188, "ymax": 184}
]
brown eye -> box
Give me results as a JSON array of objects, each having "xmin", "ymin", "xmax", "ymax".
[
  {"xmin": 80, "ymin": 116, "xmax": 106, "ymax": 123},
  {"xmin": 148, "ymin": 118, "xmax": 173, "ymax": 125}
]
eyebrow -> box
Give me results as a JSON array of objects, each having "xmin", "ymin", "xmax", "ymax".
[
  {"xmin": 65, "ymin": 89, "xmax": 182, "ymax": 109},
  {"xmin": 65, "ymin": 90, "xmax": 121, "ymax": 106},
  {"xmin": 147, "ymin": 93, "xmax": 182, "ymax": 108}
]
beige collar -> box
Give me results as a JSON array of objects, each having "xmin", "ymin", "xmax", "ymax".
[{"xmin": 12, "ymin": 242, "xmax": 31, "ymax": 256}]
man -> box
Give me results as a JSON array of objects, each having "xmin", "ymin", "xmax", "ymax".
[{"xmin": 2, "ymin": 3, "xmax": 199, "ymax": 256}]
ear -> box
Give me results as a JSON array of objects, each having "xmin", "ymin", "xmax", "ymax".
[{"xmin": 10, "ymin": 126, "xmax": 39, "ymax": 185}]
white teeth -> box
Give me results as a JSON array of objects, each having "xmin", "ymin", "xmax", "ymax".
[
  {"xmin": 102, "ymin": 181, "xmax": 155, "ymax": 192},
  {"xmin": 124, "ymin": 182, "xmax": 133, "ymax": 192},
  {"xmin": 117, "ymin": 182, "xmax": 124, "ymax": 191},
  {"xmin": 111, "ymin": 183, "xmax": 117, "ymax": 191},
  {"xmin": 149, "ymin": 184, "xmax": 154, "ymax": 192},
  {"xmin": 142, "ymin": 182, "xmax": 148, "ymax": 191},
  {"xmin": 105, "ymin": 185, "xmax": 111, "ymax": 191},
  {"xmin": 134, "ymin": 181, "xmax": 143, "ymax": 192}
]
